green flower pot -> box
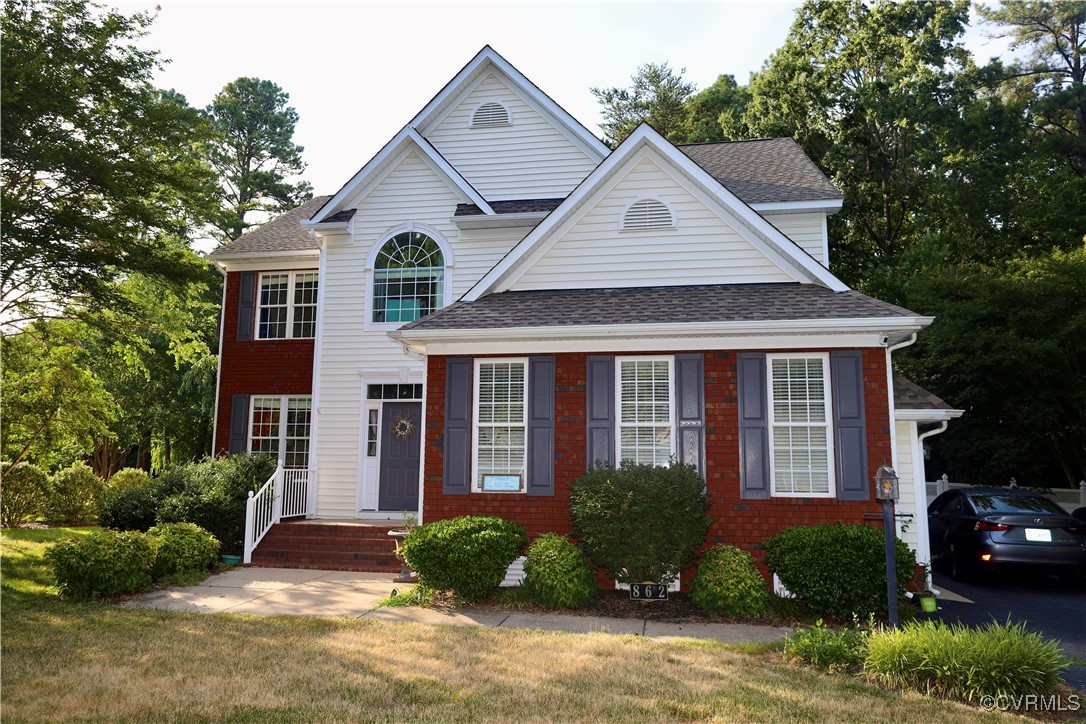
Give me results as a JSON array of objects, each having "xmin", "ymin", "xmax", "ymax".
[{"xmin": 221, "ymin": 554, "xmax": 241, "ymax": 567}]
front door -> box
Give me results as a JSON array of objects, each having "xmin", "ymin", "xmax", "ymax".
[{"xmin": 378, "ymin": 402, "xmax": 421, "ymax": 511}]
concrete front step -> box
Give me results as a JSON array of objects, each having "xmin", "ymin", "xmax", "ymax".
[{"xmin": 250, "ymin": 520, "xmax": 405, "ymax": 573}]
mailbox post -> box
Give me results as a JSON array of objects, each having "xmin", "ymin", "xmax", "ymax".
[{"xmin": 875, "ymin": 465, "xmax": 900, "ymax": 628}]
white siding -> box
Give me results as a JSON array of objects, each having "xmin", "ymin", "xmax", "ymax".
[
  {"xmin": 895, "ymin": 419, "xmax": 921, "ymax": 557},
  {"xmin": 511, "ymin": 155, "xmax": 795, "ymax": 292},
  {"xmin": 763, "ymin": 212, "xmax": 828, "ymax": 267},
  {"xmin": 425, "ymin": 72, "xmax": 598, "ymax": 201},
  {"xmin": 314, "ymin": 151, "xmax": 525, "ymax": 517}
]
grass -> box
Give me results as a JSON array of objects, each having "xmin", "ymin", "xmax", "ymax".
[{"xmin": 2, "ymin": 528, "xmax": 1012, "ymax": 722}]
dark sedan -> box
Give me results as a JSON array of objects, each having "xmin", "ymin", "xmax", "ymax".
[{"xmin": 928, "ymin": 487, "xmax": 1086, "ymax": 580}]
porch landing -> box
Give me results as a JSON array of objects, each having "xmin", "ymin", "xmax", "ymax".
[{"xmin": 249, "ymin": 519, "xmax": 401, "ymax": 572}]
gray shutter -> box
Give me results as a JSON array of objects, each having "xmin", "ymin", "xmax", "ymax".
[
  {"xmin": 443, "ymin": 357, "xmax": 473, "ymax": 495},
  {"xmin": 236, "ymin": 272, "xmax": 256, "ymax": 342},
  {"xmin": 228, "ymin": 394, "xmax": 250, "ymax": 454},
  {"xmin": 586, "ymin": 355, "xmax": 615, "ymax": 469},
  {"xmin": 674, "ymin": 354, "xmax": 705, "ymax": 477},
  {"xmin": 737, "ymin": 353, "xmax": 770, "ymax": 500},
  {"xmin": 831, "ymin": 351, "xmax": 869, "ymax": 500},
  {"xmin": 526, "ymin": 356, "xmax": 555, "ymax": 496}
]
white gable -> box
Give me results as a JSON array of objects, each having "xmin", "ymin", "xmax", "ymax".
[
  {"xmin": 511, "ymin": 155, "xmax": 794, "ymax": 291},
  {"xmin": 424, "ymin": 72, "xmax": 599, "ymax": 201}
]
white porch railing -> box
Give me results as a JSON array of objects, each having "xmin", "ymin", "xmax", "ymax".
[
  {"xmin": 925, "ymin": 474, "xmax": 1086, "ymax": 514},
  {"xmin": 243, "ymin": 464, "xmax": 313, "ymax": 564}
]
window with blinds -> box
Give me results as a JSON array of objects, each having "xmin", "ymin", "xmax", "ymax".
[
  {"xmin": 471, "ymin": 101, "xmax": 511, "ymax": 128},
  {"xmin": 473, "ymin": 360, "xmax": 527, "ymax": 491},
  {"xmin": 622, "ymin": 199, "xmax": 674, "ymax": 230},
  {"xmin": 767, "ymin": 355, "xmax": 834, "ymax": 496},
  {"xmin": 617, "ymin": 358, "xmax": 673, "ymax": 466}
]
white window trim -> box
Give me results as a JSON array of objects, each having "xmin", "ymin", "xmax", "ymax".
[
  {"xmin": 472, "ymin": 357, "xmax": 529, "ymax": 494},
  {"xmin": 247, "ymin": 395, "xmax": 313, "ymax": 469},
  {"xmin": 364, "ymin": 223, "xmax": 454, "ymax": 332},
  {"xmin": 615, "ymin": 356, "xmax": 676, "ymax": 466},
  {"xmin": 468, "ymin": 100, "xmax": 513, "ymax": 128},
  {"xmin": 766, "ymin": 352, "xmax": 836, "ymax": 499},
  {"xmin": 618, "ymin": 196, "xmax": 677, "ymax": 232},
  {"xmin": 255, "ymin": 271, "xmax": 319, "ymax": 340}
]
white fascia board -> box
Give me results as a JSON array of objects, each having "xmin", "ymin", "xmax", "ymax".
[
  {"xmin": 393, "ymin": 315, "xmax": 933, "ymax": 346},
  {"xmin": 452, "ymin": 212, "xmax": 549, "ymax": 230},
  {"xmin": 410, "ymin": 46, "xmax": 609, "ymax": 162},
  {"xmin": 751, "ymin": 199, "xmax": 844, "ymax": 215},
  {"xmin": 463, "ymin": 124, "xmax": 849, "ymax": 301},
  {"xmin": 308, "ymin": 129, "xmax": 494, "ymax": 224},
  {"xmin": 894, "ymin": 408, "xmax": 965, "ymax": 422},
  {"xmin": 210, "ymin": 251, "xmax": 320, "ymax": 273}
]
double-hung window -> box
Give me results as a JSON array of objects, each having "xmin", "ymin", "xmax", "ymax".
[
  {"xmin": 257, "ymin": 272, "xmax": 318, "ymax": 339},
  {"xmin": 767, "ymin": 354, "xmax": 834, "ymax": 496},
  {"xmin": 616, "ymin": 357, "xmax": 674, "ymax": 465},
  {"xmin": 473, "ymin": 359, "xmax": 527, "ymax": 492},
  {"xmin": 249, "ymin": 396, "xmax": 313, "ymax": 468}
]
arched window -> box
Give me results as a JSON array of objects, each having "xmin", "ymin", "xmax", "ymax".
[{"xmin": 372, "ymin": 231, "xmax": 445, "ymax": 324}]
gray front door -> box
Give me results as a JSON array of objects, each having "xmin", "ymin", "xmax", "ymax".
[{"xmin": 378, "ymin": 402, "xmax": 421, "ymax": 511}]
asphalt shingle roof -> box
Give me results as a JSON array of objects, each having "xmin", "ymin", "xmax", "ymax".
[
  {"xmin": 209, "ymin": 195, "xmax": 331, "ymax": 256},
  {"xmin": 454, "ymin": 199, "xmax": 566, "ymax": 216},
  {"xmin": 893, "ymin": 374, "xmax": 953, "ymax": 411},
  {"xmin": 678, "ymin": 138, "xmax": 843, "ymax": 204},
  {"xmin": 399, "ymin": 283, "xmax": 918, "ymax": 332}
]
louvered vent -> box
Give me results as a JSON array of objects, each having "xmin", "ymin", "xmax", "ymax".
[
  {"xmin": 622, "ymin": 199, "xmax": 673, "ymax": 230},
  {"xmin": 471, "ymin": 102, "xmax": 510, "ymax": 128}
]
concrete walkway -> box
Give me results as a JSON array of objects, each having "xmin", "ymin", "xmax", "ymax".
[{"xmin": 125, "ymin": 566, "xmax": 791, "ymax": 645}]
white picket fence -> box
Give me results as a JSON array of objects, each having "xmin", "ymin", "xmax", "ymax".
[
  {"xmin": 925, "ymin": 474, "xmax": 1086, "ymax": 514},
  {"xmin": 243, "ymin": 465, "xmax": 313, "ymax": 564}
]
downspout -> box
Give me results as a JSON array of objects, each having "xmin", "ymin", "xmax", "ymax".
[
  {"xmin": 306, "ymin": 230, "xmax": 327, "ymax": 519},
  {"xmin": 916, "ymin": 419, "xmax": 950, "ymax": 590},
  {"xmin": 210, "ymin": 258, "xmax": 228, "ymax": 458}
]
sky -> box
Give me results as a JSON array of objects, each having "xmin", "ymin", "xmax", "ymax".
[{"xmin": 119, "ymin": 1, "xmax": 1017, "ymax": 198}]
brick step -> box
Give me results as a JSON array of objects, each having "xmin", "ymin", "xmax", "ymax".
[
  {"xmin": 247, "ymin": 559, "xmax": 400, "ymax": 573},
  {"xmin": 260, "ymin": 532, "xmax": 399, "ymax": 545},
  {"xmin": 254, "ymin": 543, "xmax": 398, "ymax": 556},
  {"xmin": 249, "ymin": 521, "xmax": 404, "ymax": 572},
  {"xmin": 253, "ymin": 548, "xmax": 398, "ymax": 561},
  {"xmin": 264, "ymin": 530, "xmax": 398, "ymax": 541}
]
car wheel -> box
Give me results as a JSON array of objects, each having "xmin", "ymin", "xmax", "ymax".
[{"xmin": 947, "ymin": 544, "xmax": 974, "ymax": 581}]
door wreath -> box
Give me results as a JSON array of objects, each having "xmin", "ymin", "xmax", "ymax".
[{"xmin": 391, "ymin": 414, "xmax": 416, "ymax": 441}]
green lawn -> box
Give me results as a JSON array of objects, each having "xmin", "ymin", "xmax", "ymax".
[{"xmin": 1, "ymin": 528, "xmax": 1007, "ymax": 722}]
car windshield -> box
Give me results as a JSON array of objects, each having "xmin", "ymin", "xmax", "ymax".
[{"xmin": 968, "ymin": 494, "xmax": 1065, "ymax": 515}]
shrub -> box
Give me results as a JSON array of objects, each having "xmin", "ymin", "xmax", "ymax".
[
  {"xmin": 864, "ymin": 620, "xmax": 1066, "ymax": 701},
  {"xmin": 100, "ymin": 476, "xmax": 175, "ymax": 532},
  {"xmin": 155, "ymin": 454, "xmax": 277, "ymax": 554},
  {"xmin": 103, "ymin": 468, "xmax": 152, "ymax": 497},
  {"xmin": 47, "ymin": 461, "xmax": 103, "ymax": 524},
  {"xmin": 569, "ymin": 462, "xmax": 711, "ymax": 585},
  {"xmin": 690, "ymin": 545, "xmax": 768, "ymax": 618},
  {"xmin": 146, "ymin": 522, "xmax": 219, "ymax": 579},
  {"xmin": 46, "ymin": 529, "xmax": 157, "ymax": 598},
  {"xmin": 763, "ymin": 523, "xmax": 916, "ymax": 619},
  {"xmin": 523, "ymin": 533, "xmax": 598, "ymax": 609},
  {"xmin": 1, "ymin": 461, "xmax": 49, "ymax": 528},
  {"xmin": 400, "ymin": 516, "xmax": 527, "ymax": 601},
  {"xmin": 785, "ymin": 619, "xmax": 869, "ymax": 671}
]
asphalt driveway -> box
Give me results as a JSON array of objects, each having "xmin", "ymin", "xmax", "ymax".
[{"xmin": 933, "ymin": 570, "xmax": 1086, "ymax": 692}]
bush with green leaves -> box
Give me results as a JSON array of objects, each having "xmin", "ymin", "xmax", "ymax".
[
  {"xmin": 785, "ymin": 619, "xmax": 870, "ymax": 671},
  {"xmin": 400, "ymin": 516, "xmax": 527, "ymax": 601},
  {"xmin": 690, "ymin": 545, "xmax": 768, "ymax": 617},
  {"xmin": 99, "ymin": 474, "xmax": 177, "ymax": 532},
  {"xmin": 46, "ymin": 529, "xmax": 157, "ymax": 598},
  {"xmin": 763, "ymin": 523, "xmax": 916, "ymax": 619},
  {"xmin": 569, "ymin": 462, "xmax": 711, "ymax": 585},
  {"xmin": 864, "ymin": 620, "xmax": 1066, "ymax": 701},
  {"xmin": 146, "ymin": 522, "xmax": 219, "ymax": 579},
  {"xmin": 523, "ymin": 533, "xmax": 598, "ymax": 609},
  {"xmin": 48, "ymin": 461, "xmax": 103, "ymax": 524},
  {"xmin": 103, "ymin": 467, "xmax": 152, "ymax": 497},
  {"xmin": 1, "ymin": 461, "xmax": 49, "ymax": 528}
]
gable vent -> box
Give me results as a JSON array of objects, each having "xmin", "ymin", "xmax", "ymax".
[
  {"xmin": 622, "ymin": 199, "xmax": 674, "ymax": 230},
  {"xmin": 471, "ymin": 102, "xmax": 511, "ymax": 128}
]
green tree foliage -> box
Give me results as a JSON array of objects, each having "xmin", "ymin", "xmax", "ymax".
[
  {"xmin": 0, "ymin": 0, "xmax": 217, "ymax": 329},
  {"xmin": 898, "ymin": 248, "xmax": 1086, "ymax": 485},
  {"xmin": 205, "ymin": 77, "xmax": 313, "ymax": 241},
  {"xmin": 981, "ymin": 1, "xmax": 1086, "ymax": 174},
  {"xmin": 683, "ymin": 74, "xmax": 751, "ymax": 143},
  {"xmin": 591, "ymin": 62, "xmax": 697, "ymax": 146},
  {"xmin": 736, "ymin": 0, "xmax": 974, "ymax": 285}
]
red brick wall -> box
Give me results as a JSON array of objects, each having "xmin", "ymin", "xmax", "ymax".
[
  {"xmin": 423, "ymin": 349, "xmax": 890, "ymax": 586},
  {"xmin": 214, "ymin": 271, "xmax": 315, "ymax": 455}
]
